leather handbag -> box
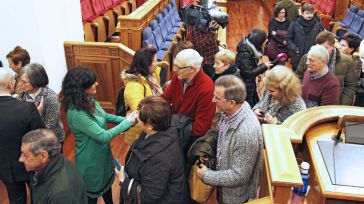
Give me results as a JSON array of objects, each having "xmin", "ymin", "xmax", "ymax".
[{"xmin": 189, "ymin": 161, "xmax": 214, "ymax": 203}]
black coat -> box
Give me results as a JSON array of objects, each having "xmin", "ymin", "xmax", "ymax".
[
  {"xmin": 287, "ymin": 16, "xmax": 324, "ymax": 69},
  {"xmin": 0, "ymin": 96, "xmax": 45, "ymax": 183},
  {"xmin": 236, "ymin": 38, "xmax": 268, "ymax": 107},
  {"xmin": 121, "ymin": 127, "xmax": 187, "ymax": 204}
]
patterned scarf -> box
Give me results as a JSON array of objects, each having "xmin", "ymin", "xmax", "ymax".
[
  {"xmin": 328, "ymin": 48, "xmax": 337, "ymax": 73},
  {"xmin": 147, "ymin": 76, "xmax": 163, "ymax": 96},
  {"xmin": 216, "ymin": 105, "xmax": 243, "ymax": 169}
]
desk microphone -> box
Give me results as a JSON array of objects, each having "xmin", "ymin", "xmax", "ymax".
[{"xmin": 332, "ymin": 127, "xmax": 344, "ymax": 144}]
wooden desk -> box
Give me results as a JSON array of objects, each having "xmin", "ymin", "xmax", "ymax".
[{"xmin": 305, "ymin": 123, "xmax": 364, "ymax": 203}]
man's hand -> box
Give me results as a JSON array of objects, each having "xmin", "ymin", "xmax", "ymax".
[{"xmin": 196, "ymin": 163, "xmax": 208, "ymax": 179}]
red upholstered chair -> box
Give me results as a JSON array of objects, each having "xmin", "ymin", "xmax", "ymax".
[
  {"xmin": 90, "ymin": 0, "xmax": 106, "ymax": 15},
  {"xmin": 102, "ymin": 0, "xmax": 114, "ymax": 10},
  {"xmin": 81, "ymin": 0, "xmax": 97, "ymax": 23}
]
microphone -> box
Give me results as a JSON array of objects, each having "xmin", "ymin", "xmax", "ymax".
[
  {"xmin": 332, "ymin": 127, "xmax": 344, "ymax": 144},
  {"xmin": 271, "ymin": 53, "xmax": 288, "ymax": 67}
]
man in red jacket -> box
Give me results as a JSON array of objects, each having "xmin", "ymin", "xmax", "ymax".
[{"xmin": 161, "ymin": 48, "xmax": 216, "ymax": 204}]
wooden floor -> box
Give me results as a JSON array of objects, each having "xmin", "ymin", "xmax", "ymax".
[{"xmin": 0, "ymin": 0, "xmax": 271, "ymax": 203}]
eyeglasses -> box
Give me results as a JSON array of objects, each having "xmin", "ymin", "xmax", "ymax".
[
  {"xmin": 212, "ymin": 94, "xmax": 229, "ymax": 103},
  {"xmin": 19, "ymin": 79, "xmax": 30, "ymax": 84},
  {"xmin": 173, "ymin": 64, "xmax": 192, "ymax": 71}
]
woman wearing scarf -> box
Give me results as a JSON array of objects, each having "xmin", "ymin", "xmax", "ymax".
[
  {"xmin": 287, "ymin": 3, "xmax": 324, "ymax": 70},
  {"xmin": 121, "ymin": 47, "xmax": 163, "ymax": 144},
  {"xmin": 236, "ymin": 28, "xmax": 273, "ymax": 107}
]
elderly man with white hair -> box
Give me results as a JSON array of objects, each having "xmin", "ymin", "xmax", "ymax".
[
  {"xmin": 161, "ymin": 49, "xmax": 216, "ymax": 140},
  {"xmin": 0, "ymin": 68, "xmax": 45, "ymax": 204},
  {"xmin": 302, "ymin": 45, "xmax": 340, "ymax": 108}
]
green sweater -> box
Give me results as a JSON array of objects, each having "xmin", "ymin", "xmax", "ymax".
[{"xmin": 67, "ymin": 101, "xmax": 131, "ymax": 197}]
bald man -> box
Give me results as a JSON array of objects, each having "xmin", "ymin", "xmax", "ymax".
[{"xmin": 0, "ymin": 68, "xmax": 45, "ymax": 204}]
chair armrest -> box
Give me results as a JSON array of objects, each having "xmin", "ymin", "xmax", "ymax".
[{"xmin": 103, "ymin": 16, "xmax": 110, "ymax": 21}]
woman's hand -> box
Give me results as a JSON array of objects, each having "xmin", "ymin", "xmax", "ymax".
[
  {"xmin": 126, "ymin": 110, "xmax": 138, "ymax": 124},
  {"xmin": 265, "ymin": 62, "xmax": 273, "ymax": 69},
  {"xmin": 264, "ymin": 113, "xmax": 278, "ymax": 124},
  {"xmin": 114, "ymin": 167, "xmax": 126, "ymax": 183},
  {"xmin": 253, "ymin": 109, "xmax": 264, "ymax": 122}
]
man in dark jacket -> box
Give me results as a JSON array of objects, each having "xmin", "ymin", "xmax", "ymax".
[
  {"xmin": 287, "ymin": 3, "xmax": 324, "ymax": 70},
  {"xmin": 0, "ymin": 68, "xmax": 45, "ymax": 204},
  {"xmin": 19, "ymin": 129, "xmax": 87, "ymax": 204},
  {"xmin": 296, "ymin": 31, "xmax": 357, "ymax": 105}
]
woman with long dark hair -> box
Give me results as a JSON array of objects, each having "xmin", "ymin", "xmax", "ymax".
[
  {"xmin": 236, "ymin": 28, "xmax": 273, "ymax": 107},
  {"xmin": 61, "ymin": 68, "xmax": 133, "ymax": 204},
  {"xmin": 121, "ymin": 47, "xmax": 163, "ymax": 144}
]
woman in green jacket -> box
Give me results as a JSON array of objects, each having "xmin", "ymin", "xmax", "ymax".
[{"xmin": 61, "ymin": 68, "xmax": 133, "ymax": 204}]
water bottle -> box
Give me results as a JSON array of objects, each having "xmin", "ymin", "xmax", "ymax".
[{"xmin": 293, "ymin": 162, "xmax": 310, "ymax": 196}]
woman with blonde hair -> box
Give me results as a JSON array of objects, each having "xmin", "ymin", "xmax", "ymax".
[
  {"xmin": 253, "ymin": 65, "xmax": 306, "ymax": 124},
  {"xmin": 212, "ymin": 49, "xmax": 240, "ymax": 81}
]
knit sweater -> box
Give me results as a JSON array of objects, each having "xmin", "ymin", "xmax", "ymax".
[
  {"xmin": 161, "ymin": 69, "xmax": 216, "ymax": 137},
  {"xmin": 302, "ymin": 70, "xmax": 340, "ymax": 108},
  {"xmin": 202, "ymin": 102, "xmax": 263, "ymax": 204}
]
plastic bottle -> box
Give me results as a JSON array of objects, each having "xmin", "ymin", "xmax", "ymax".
[{"xmin": 293, "ymin": 162, "xmax": 310, "ymax": 196}]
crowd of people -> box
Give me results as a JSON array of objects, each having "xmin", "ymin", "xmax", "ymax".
[{"xmin": 1, "ymin": 1, "xmax": 364, "ymax": 204}]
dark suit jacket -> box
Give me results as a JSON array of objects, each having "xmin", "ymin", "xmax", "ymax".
[{"xmin": 0, "ymin": 96, "xmax": 45, "ymax": 183}]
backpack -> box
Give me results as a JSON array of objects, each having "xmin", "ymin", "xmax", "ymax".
[{"xmin": 115, "ymin": 83, "xmax": 146, "ymax": 116}]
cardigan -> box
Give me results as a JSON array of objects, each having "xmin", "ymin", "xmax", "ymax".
[
  {"xmin": 67, "ymin": 101, "xmax": 132, "ymax": 197},
  {"xmin": 20, "ymin": 87, "xmax": 65, "ymax": 142},
  {"xmin": 202, "ymin": 102, "xmax": 263, "ymax": 204},
  {"xmin": 161, "ymin": 69, "xmax": 216, "ymax": 137},
  {"xmin": 252, "ymin": 91, "xmax": 306, "ymax": 124}
]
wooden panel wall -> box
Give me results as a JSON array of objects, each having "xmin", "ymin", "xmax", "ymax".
[
  {"xmin": 334, "ymin": 0, "xmax": 351, "ymax": 21},
  {"xmin": 64, "ymin": 42, "xmax": 134, "ymax": 113}
]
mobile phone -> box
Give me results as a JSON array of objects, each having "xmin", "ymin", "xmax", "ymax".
[{"xmin": 113, "ymin": 158, "xmax": 122, "ymax": 170}]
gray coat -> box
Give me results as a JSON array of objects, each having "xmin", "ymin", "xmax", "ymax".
[
  {"xmin": 252, "ymin": 92, "xmax": 306, "ymax": 124},
  {"xmin": 202, "ymin": 102, "xmax": 263, "ymax": 204}
]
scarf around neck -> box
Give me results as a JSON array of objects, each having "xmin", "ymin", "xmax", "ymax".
[{"xmin": 246, "ymin": 38, "xmax": 263, "ymax": 59}]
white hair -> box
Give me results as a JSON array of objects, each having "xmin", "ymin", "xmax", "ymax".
[
  {"xmin": 0, "ymin": 68, "xmax": 15, "ymax": 87},
  {"xmin": 175, "ymin": 49, "xmax": 203, "ymax": 70},
  {"xmin": 307, "ymin": 44, "xmax": 329, "ymax": 62}
]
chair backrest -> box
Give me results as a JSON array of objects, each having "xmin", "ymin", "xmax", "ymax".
[
  {"xmin": 357, "ymin": 10, "xmax": 364, "ymax": 18},
  {"xmin": 150, "ymin": 20, "xmax": 165, "ymax": 47},
  {"xmin": 162, "ymin": 8, "xmax": 173, "ymax": 31},
  {"xmin": 349, "ymin": 15, "xmax": 364, "ymax": 34},
  {"xmin": 104, "ymin": 10, "xmax": 116, "ymax": 38},
  {"xmin": 112, "ymin": 0, "xmax": 122, "ymax": 6},
  {"xmin": 102, "ymin": 0, "xmax": 114, "ymax": 10},
  {"xmin": 92, "ymin": 16, "xmax": 108, "ymax": 42},
  {"xmin": 359, "ymin": 25, "xmax": 364, "ymax": 39},
  {"xmin": 81, "ymin": 0, "xmax": 96, "ymax": 23},
  {"xmin": 166, "ymin": 4, "xmax": 179, "ymax": 25},
  {"xmin": 83, "ymin": 23, "xmax": 96, "ymax": 42},
  {"xmin": 156, "ymin": 14, "xmax": 169, "ymax": 40},
  {"xmin": 142, "ymin": 27, "xmax": 159, "ymax": 50},
  {"xmin": 349, "ymin": 5, "xmax": 359, "ymax": 14},
  {"xmin": 322, "ymin": 0, "xmax": 335, "ymax": 16},
  {"xmin": 342, "ymin": 11, "xmax": 356, "ymax": 27},
  {"xmin": 90, "ymin": 0, "xmax": 106, "ymax": 15}
]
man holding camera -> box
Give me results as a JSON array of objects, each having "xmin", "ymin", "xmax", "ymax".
[{"xmin": 189, "ymin": 21, "xmax": 220, "ymax": 78}]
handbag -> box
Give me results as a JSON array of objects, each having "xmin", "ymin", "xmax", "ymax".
[
  {"xmin": 265, "ymin": 29, "xmax": 288, "ymax": 60},
  {"xmin": 189, "ymin": 161, "xmax": 214, "ymax": 203}
]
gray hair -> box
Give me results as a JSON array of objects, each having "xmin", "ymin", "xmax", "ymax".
[
  {"xmin": 175, "ymin": 49, "xmax": 203, "ymax": 70},
  {"xmin": 22, "ymin": 129, "xmax": 61, "ymax": 158},
  {"xmin": 307, "ymin": 44, "xmax": 329, "ymax": 62},
  {"xmin": 215, "ymin": 75, "xmax": 246, "ymax": 104},
  {"xmin": 0, "ymin": 68, "xmax": 15, "ymax": 87}
]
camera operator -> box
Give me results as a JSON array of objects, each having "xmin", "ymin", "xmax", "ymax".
[{"xmin": 189, "ymin": 20, "xmax": 220, "ymax": 78}]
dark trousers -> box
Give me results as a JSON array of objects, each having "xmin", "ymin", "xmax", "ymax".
[
  {"xmin": 87, "ymin": 188, "xmax": 113, "ymax": 204},
  {"xmin": 2, "ymin": 180, "xmax": 27, "ymax": 204}
]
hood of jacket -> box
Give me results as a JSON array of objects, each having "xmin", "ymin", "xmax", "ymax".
[
  {"xmin": 131, "ymin": 127, "xmax": 179, "ymax": 163},
  {"xmin": 120, "ymin": 70, "xmax": 148, "ymax": 84}
]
